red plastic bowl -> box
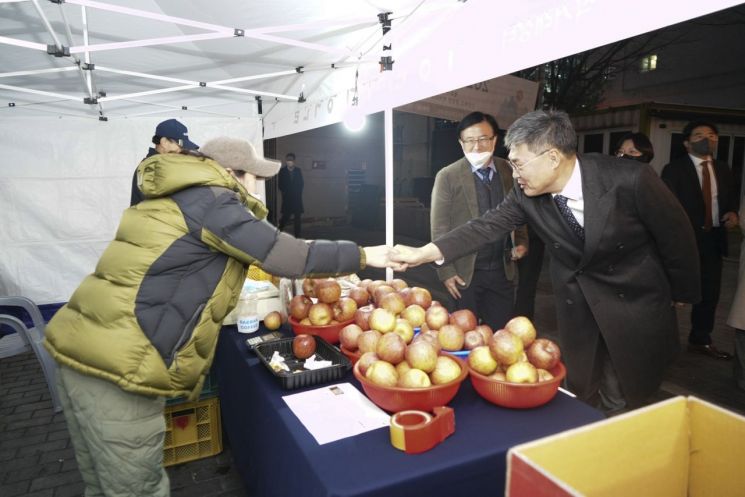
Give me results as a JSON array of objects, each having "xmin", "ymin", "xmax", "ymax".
[
  {"xmin": 467, "ymin": 361, "xmax": 566, "ymax": 409},
  {"xmin": 340, "ymin": 345, "xmax": 361, "ymax": 365},
  {"xmin": 289, "ymin": 316, "xmax": 353, "ymax": 344},
  {"xmin": 353, "ymin": 355, "xmax": 469, "ymax": 413}
]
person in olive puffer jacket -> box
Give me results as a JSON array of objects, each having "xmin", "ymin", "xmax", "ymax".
[{"xmin": 44, "ymin": 137, "xmax": 398, "ymax": 497}]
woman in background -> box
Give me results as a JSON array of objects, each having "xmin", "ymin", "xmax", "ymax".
[{"xmin": 615, "ymin": 132, "xmax": 654, "ymax": 164}]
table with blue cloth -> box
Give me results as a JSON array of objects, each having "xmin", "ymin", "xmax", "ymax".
[{"xmin": 214, "ymin": 325, "xmax": 604, "ymax": 497}]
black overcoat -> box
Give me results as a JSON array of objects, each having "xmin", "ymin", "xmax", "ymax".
[
  {"xmin": 434, "ymin": 154, "xmax": 701, "ymax": 405},
  {"xmin": 278, "ymin": 166, "xmax": 304, "ymax": 214}
]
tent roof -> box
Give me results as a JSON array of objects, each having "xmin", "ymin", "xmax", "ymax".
[
  {"xmin": 2, "ymin": 0, "xmax": 742, "ymax": 137},
  {"xmin": 1, "ymin": 0, "xmax": 452, "ymax": 120}
]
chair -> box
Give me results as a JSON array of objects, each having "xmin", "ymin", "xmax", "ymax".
[{"xmin": 0, "ymin": 296, "xmax": 62, "ymax": 413}]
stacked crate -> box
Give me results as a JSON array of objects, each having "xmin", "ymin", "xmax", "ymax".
[{"xmin": 163, "ymin": 371, "xmax": 222, "ymax": 467}]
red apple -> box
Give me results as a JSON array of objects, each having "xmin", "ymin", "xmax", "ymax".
[
  {"xmin": 308, "ymin": 302, "xmax": 333, "ymax": 326},
  {"xmin": 438, "ymin": 324, "xmax": 465, "ymax": 351},
  {"xmin": 333, "ymin": 297, "xmax": 357, "ymax": 322},
  {"xmin": 401, "ymin": 304, "xmax": 426, "ymax": 328},
  {"xmin": 263, "ymin": 311, "xmax": 283, "ymax": 330},
  {"xmin": 340, "ymin": 323, "xmax": 363, "ymax": 351},
  {"xmin": 389, "ymin": 278, "xmax": 408, "ymax": 291},
  {"xmin": 505, "ymin": 316, "xmax": 537, "ymax": 347},
  {"xmin": 302, "ymin": 278, "xmax": 316, "ymax": 297},
  {"xmin": 463, "ymin": 330, "xmax": 485, "ymax": 350},
  {"xmin": 450, "ymin": 309, "xmax": 478, "ymax": 331},
  {"xmin": 396, "ymin": 360, "xmax": 412, "ymax": 378},
  {"xmin": 537, "ymin": 368, "xmax": 555, "ymax": 382},
  {"xmin": 289, "ymin": 295, "xmax": 312, "ymax": 321},
  {"xmin": 379, "ymin": 292, "xmax": 405, "ymax": 315},
  {"xmin": 468, "ymin": 345, "xmax": 498, "ymax": 375},
  {"xmin": 366, "ymin": 360, "xmax": 398, "ymax": 387},
  {"xmin": 354, "ymin": 304, "xmax": 374, "ymax": 330},
  {"xmin": 357, "ymin": 330, "xmax": 382, "ymax": 354},
  {"xmin": 357, "ymin": 352, "xmax": 379, "ymax": 376},
  {"xmin": 376, "ymin": 332, "xmax": 406, "ymax": 364},
  {"xmin": 392, "ymin": 318, "xmax": 415, "ymax": 344},
  {"xmin": 505, "ymin": 361, "xmax": 538, "ymax": 384},
  {"xmin": 419, "ymin": 330, "xmax": 442, "ymax": 353},
  {"xmin": 348, "ymin": 287, "xmax": 370, "ymax": 307},
  {"xmin": 369, "ymin": 308, "xmax": 396, "ymax": 333},
  {"xmin": 425, "ymin": 304, "xmax": 449, "ymax": 330},
  {"xmin": 293, "ymin": 334, "xmax": 316, "ymax": 359},
  {"xmin": 407, "ymin": 287, "xmax": 432, "ymax": 309},
  {"xmin": 399, "ymin": 369, "xmax": 431, "ymax": 388},
  {"xmin": 373, "ymin": 285, "xmax": 396, "ymax": 305},
  {"xmin": 474, "ymin": 324, "xmax": 494, "ymax": 344},
  {"xmin": 315, "ymin": 279, "xmax": 342, "ymax": 304},
  {"xmin": 526, "ymin": 338, "xmax": 561, "ymax": 370},
  {"xmin": 489, "ymin": 329, "xmax": 524, "ymax": 366},
  {"xmin": 430, "ymin": 355, "xmax": 462, "ymax": 385},
  {"xmin": 405, "ymin": 340, "xmax": 438, "ymax": 373}
]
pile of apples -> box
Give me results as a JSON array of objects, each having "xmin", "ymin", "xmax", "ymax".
[
  {"xmin": 288, "ymin": 278, "xmax": 358, "ymax": 325},
  {"xmin": 467, "ymin": 316, "xmax": 562, "ymax": 384},
  {"xmin": 338, "ymin": 278, "xmax": 469, "ymax": 388}
]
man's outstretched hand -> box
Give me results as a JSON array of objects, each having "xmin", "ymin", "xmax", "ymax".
[
  {"xmin": 363, "ymin": 245, "xmax": 408, "ymax": 271},
  {"xmin": 389, "ymin": 243, "xmax": 444, "ymax": 268}
]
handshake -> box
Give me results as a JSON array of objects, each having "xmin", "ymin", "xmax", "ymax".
[{"xmin": 363, "ymin": 243, "xmax": 444, "ymax": 271}]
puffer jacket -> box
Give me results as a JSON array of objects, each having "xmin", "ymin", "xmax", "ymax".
[{"xmin": 44, "ymin": 152, "xmax": 364, "ymax": 399}]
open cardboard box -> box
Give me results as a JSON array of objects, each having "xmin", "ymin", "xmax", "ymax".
[{"xmin": 507, "ymin": 396, "xmax": 745, "ymax": 497}]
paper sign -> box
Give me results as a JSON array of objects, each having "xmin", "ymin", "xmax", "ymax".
[{"xmin": 282, "ymin": 382, "xmax": 390, "ymax": 445}]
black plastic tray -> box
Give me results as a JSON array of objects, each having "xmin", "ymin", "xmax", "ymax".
[{"xmin": 253, "ymin": 336, "xmax": 351, "ymax": 390}]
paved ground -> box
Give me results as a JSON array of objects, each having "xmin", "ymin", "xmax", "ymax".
[{"xmin": 1, "ymin": 223, "xmax": 743, "ymax": 496}]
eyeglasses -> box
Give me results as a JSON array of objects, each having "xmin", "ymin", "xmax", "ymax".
[
  {"xmin": 507, "ymin": 149, "xmax": 551, "ymax": 172},
  {"xmin": 460, "ymin": 136, "xmax": 495, "ymax": 149}
]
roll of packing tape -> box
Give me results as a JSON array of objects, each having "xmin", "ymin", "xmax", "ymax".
[{"xmin": 389, "ymin": 406, "xmax": 455, "ymax": 454}]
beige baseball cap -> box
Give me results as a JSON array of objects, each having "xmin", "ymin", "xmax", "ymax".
[{"xmin": 200, "ymin": 137, "xmax": 281, "ymax": 178}]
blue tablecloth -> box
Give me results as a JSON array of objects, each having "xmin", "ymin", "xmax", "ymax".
[{"xmin": 215, "ymin": 325, "xmax": 604, "ymax": 497}]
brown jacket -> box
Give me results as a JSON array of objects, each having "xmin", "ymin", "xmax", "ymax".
[{"xmin": 430, "ymin": 157, "xmax": 528, "ymax": 286}]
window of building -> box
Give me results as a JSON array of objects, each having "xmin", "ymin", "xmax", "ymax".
[
  {"xmin": 640, "ymin": 54, "xmax": 658, "ymax": 73},
  {"xmin": 583, "ymin": 133, "xmax": 604, "ymax": 154}
]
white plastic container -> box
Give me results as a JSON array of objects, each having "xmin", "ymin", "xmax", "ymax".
[{"xmin": 236, "ymin": 291, "xmax": 260, "ymax": 333}]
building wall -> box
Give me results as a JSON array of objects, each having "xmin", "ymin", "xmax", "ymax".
[{"xmin": 600, "ymin": 10, "xmax": 745, "ymax": 109}]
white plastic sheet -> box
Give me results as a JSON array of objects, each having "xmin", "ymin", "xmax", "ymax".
[{"xmin": 0, "ymin": 116, "xmax": 262, "ymax": 304}]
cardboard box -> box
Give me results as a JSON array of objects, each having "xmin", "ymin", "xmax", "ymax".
[{"xmin": 506, "ymin": 396, "xmax": 745, "ymax": 497}]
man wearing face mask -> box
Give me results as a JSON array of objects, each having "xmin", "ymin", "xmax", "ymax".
[
  {"xmin": 430, "ymin": 111, "xmax": 528, "ymax": 330},
  {"xmin": 278, "ymin": 152, "xmax": 304, "ymax": 237},
  {"xmin": 662, "ymin": 121, "xmax": 740, "ymax": 360}
]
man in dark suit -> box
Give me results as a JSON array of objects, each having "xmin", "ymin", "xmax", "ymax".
[
  {"xmin": 430, "ymin": 112, "xmax": 528, "ymax": 330},
  {"xmin": 662, "ymin": 121, "xmax": 739, "ymax": 360},
  {"xmin": 278, "ymin": 152, "xmax": 304, "ymax": 237},
  {"xmin": 392, "ymin": 110, "xmax": 700, "ymax": 413}
]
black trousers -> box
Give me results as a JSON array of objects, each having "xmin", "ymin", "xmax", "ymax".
[
  {"xmin": 514, "ymin": 227, "xmax": 545, "ymax": 319},
  {"xmin": 279, "ymin": 211, "xmax": 302, "ymax": 238},
  {"xmin": 689, "ymin": 229, "xmax": 724, "ymax": 345},
  {"xmin": 452, "ymin": 268, "xmax": 515, "ymax": 331}
]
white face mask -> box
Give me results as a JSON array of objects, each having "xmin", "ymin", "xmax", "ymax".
[{"xmin": 465, "ymin": 151, "xmax": 492, "ymax": 167}]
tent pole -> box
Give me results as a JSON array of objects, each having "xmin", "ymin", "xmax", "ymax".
[{"xmin": 384, "ymin": 107, "xmax": 394, "ymax": 282}]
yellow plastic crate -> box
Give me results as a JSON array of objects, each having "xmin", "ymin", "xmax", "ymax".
[{"xmin": 163, "ymin": 397, "xmax": 222, "ymax": 467}]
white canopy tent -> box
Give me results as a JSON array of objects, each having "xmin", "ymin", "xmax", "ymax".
[{"xmin": 1, "ymin": 0, "xmax": 741, "ymax": 303}]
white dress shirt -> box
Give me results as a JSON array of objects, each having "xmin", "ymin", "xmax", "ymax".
[{"xmin": 552, "ymin": 158, "xmax": 585, "ymax": 227}]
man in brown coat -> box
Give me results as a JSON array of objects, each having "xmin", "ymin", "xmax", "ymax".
[{"xmin": 431, "ymin": 112, "xmax": 528, "ymax": 330}]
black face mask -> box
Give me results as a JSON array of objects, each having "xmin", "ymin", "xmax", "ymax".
[
  {"xmin": 690, "ymin": 138, "xmax": 714, "ymax": 156},
  {"xmin": 619, "ymin": 154, "xmax": 651, "ymax": 164}
]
